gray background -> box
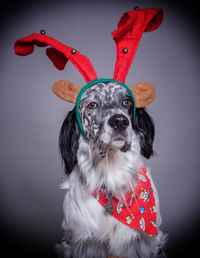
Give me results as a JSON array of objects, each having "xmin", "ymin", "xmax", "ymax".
[{"xmin": 0, "ymin": 0, "xmax": 199, "ymax": 257}]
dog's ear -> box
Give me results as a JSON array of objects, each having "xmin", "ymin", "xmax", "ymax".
[
  {"xmin": 59, "ymin": 108, "xmax": 80, "ymax": 174},
  {"xmin": 131, "ymin": 82, "xmax": 156, "ymax": 108},
  {"xmin": 133, "ymin": 108, "xmax": 154, "ymax": 159},
  {"xmin": 52, "ymin": 80, "xmax": 81, "ymax": 103}
]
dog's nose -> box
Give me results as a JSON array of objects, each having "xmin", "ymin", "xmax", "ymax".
[{"xmin": 108, "ymin": 114, "xmax": 129, "ymax": 131}]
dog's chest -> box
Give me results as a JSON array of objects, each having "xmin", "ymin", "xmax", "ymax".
[{"xmin": 62, "ymin": 175, "xmax": 126, "ymax": 240}]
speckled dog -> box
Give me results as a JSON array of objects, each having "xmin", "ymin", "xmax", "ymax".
[
  {"xmin": 56, "ymin": 81, "xmax": 166, "ymax": 258},
  {"xmin": 14, "ymin": 7, "xmax": 165, "ymax": 258}
]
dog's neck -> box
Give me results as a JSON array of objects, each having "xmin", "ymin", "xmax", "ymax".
[{"xmin": 77, "ymin": 134, "xmax": 144, "ymax": 201}]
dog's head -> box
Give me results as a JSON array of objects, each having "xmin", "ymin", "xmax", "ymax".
[
  {"xmin": 78, "ymin": 81, "xmax": 134, "ymax": 153},
  {"xmin": 59, "ymin": 81, "xmax": 155, "ymax": 174}
]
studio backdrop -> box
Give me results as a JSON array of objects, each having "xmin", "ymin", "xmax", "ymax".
[{"xmin": 0, "ymin": 0, "xmax": 199, "ymax": 257}]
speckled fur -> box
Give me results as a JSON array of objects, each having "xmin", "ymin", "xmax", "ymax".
[{"xmin": 79, "ymin": 82, "xmax": 134, "ymax": 153}]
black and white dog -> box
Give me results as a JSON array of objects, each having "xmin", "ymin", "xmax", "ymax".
[
  {"xmin": 56, "ymin": 81, "xmax": 166, "ymax": 258},
  {"xmin": 14, "ymin": 7, "xmax": 165, "ymax": 258}
]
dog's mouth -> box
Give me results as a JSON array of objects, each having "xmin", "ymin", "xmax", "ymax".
[
  {"xmin": 98, "ymin": 135, "xmax": 131, "ymax": 153},
  {"xmin": 111, "ymin": 135, "xmax": 126, "ymax": 147}
]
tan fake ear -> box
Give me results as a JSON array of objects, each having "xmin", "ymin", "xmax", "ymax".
[
  {"xmin": 131, "ymin": 82, "xmax": 156, "ymax": 108},
  {"xmin": 52, "ymin": 80, "xmax": 81, "ymax": 103}
]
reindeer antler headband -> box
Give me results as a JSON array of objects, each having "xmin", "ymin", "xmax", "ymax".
[{"xmin": 14, "ymin": 7, "xmax": 163, "ymax": 140}]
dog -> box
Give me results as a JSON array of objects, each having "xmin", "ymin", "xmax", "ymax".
[
  {"xmin": 56, "ymin": 81, "xmax": 166, "ymax": 258},
  {"xmin": 14, "ymin": 7, "xmax": 165, "ymax": 258}
]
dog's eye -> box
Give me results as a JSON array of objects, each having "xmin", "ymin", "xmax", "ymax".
[
  {"xmin": 122, "ymin": 98, "xmax": 132, "ymax": 107},
  {"xmin": 86, "ymin": 102, "xmax": 99, "ymax": 109}
]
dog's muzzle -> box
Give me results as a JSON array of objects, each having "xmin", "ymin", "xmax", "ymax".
[{"xmin": 96, "ymin": 113, "xmax": 132, "ymax": 153}]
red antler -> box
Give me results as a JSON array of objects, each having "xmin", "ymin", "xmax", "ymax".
[
  {"xmin": 14, "ymin": 33, "xmax": 97, "ymax": 83},
  {"xmin": 112, "ymin": 8, "xmax": 163, "ymax": 83}
]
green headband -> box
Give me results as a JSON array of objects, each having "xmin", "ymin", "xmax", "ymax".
[{"xmin": 75, "ymin": 78, "xmax": 136, "ymax": 140}]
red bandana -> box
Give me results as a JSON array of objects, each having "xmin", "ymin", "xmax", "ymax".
[{"xmin": 92, "ymin": 167, "xmax": 158, "ymax": 236}]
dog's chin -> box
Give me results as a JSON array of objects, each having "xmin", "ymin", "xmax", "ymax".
[{"xmin": 98, "ymin": 136, "xmax": 131, "ymax": 153}]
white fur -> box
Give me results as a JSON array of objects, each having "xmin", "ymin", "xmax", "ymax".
[{"xmin": 60, "ymin": 132, "xmax": 164, "ymax": 257}]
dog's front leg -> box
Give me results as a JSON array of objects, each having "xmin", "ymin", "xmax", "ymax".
[{"xmin": 72, "ymin": 238, "xmax": 107, "ymax": 258}]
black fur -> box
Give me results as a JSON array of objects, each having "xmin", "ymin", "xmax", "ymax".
[
  {"xmin": 59, "ymin": 107, "xmax": 154, "ymax": 174},
  {"xmin": 133, "ymin": 108, "xmax": 155, "ymax": 159},
  {"xmin": 59, "ymin": 108, "xmax": 80, "ymax": 174}
]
